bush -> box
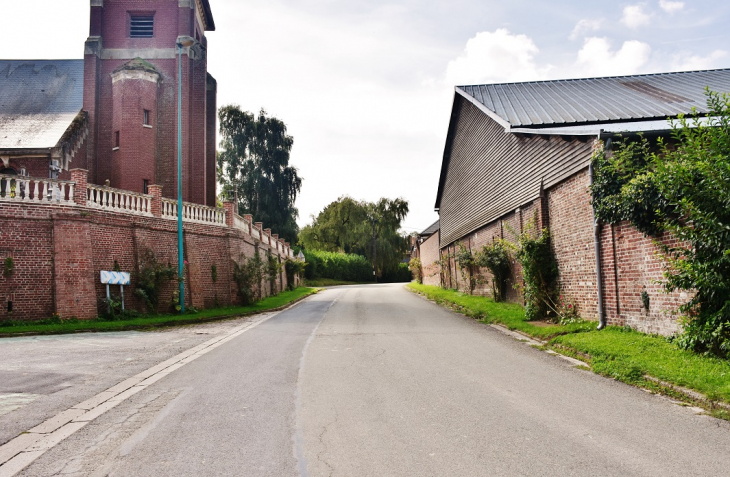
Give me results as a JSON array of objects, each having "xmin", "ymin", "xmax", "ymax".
[
  {"xmin": 591, "ymin": 90, "xmax": 730, "ymax": 358},
  {"xmin": 303, "ymin": 250, "xmax": 373, "ymax": 282},
  {"xmin": 474, "ymin": 240, "xmax": 512, "ymax": 302},
  {"xmin": 380, "ymin": 262, "xmax": 412, "ymax": 283},
  {"xmin": 515, "ymin": 226, "xmax": 559, "ymax": 321},
  {"xmin": 408, "ymin": 257, "xmax": 423, "ymax": 284}
]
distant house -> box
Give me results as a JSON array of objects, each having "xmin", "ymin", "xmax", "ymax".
[
  {"xmin": 435, "ymin": 68, "xmax": 730, "ymax": 334},
  {"xmin": 411, "ymin": 220, "xmax": 440, "ymax": 286}
]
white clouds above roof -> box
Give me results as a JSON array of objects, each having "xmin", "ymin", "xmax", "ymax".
[
  {"xmin": 621, "ymin": 5, "xmax": 652, "ymax": 28},
  {"xmin": 569, "ymin": 19, "xmax": 603, "ymax": 41},
  {"xmin": 445, "ymin": 29, "xmax": 549, "ymax": 85},
  {"xmin": 574, "ymin": 37, "xmax": 652, "ymax": 77}
]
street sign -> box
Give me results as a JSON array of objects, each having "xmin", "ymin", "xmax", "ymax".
[{"xmin": 100, "ymin": 271, "xmax": 130, "ymax": 285}]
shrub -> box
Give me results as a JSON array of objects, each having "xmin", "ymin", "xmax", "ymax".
[
  {"xmin": 233, "ymin": 250, "xmax": 266, "ymax": 305},
  {"xmin": 474, "ymin": 240, "xmax": 512, "ymax": 302},
  {"xmin": 380, "ymin": 262, "xmax": 413, "ymax": 283},
  {"xmin": 302, "ymin": 250, "xmax": 373, "ymax": 282},
  {"xmin": 515, "ymin": 226, "xmax": 559, "ymax": 321},
  {"xmin": 408, "ymin": 257, "xmax": 423, "ymax": 284},
  {"xmin": 134, "ymin": 249, "xmax": 175, "ymax": 312}
]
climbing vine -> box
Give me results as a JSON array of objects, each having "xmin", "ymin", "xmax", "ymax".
[
  {"xmin": 134, "ymin": 249, "xmax": 175, "ymax": 312},
  {"xmin": 474, "ymin": 240, "xmax": 512, "ymax": 302},
  {"xmin": 514, "ymin": 224, "xmax": 559, "ymax": 321}
]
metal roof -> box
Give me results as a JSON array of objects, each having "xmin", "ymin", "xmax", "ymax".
[
  {"xmin": 457, "ymin": 68, "xmax": 730, "ymax": 128},
  {"xmin": 419, "ymin": 220, "xmax": 439, "ymax": 237},
  {"xmin": 0, "ymin": 60, "xmax": 84, "ymax": 150}
]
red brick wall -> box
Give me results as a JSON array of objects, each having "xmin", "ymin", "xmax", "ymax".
[
  {"xmin": 439, "ymin": 167, "xmax": 686, "ymax": 335},
  {"xmin": 84, "ymin": 0, "xmax": 216, "ymax": 207},
  {"xmin": 419, "ymin": 231, "xmax": 441, "ymax": 287},
  {"xmin": 0, "ymin": 197, "xmax": 293, "ymax": 322}
]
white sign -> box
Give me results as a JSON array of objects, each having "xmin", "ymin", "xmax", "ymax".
[{"xmin": 100, "ymin": 271, "xmax": 131, "ymax": 285}]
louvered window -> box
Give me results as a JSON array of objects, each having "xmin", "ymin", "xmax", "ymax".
[{"xmin": 130, "ymin": 15, "xmax": 154, "ymax": 38}]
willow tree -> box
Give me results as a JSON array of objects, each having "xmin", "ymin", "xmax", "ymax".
[{"xmin": 217, "ymin": 106, "xmax": 302, "ymax": 243}]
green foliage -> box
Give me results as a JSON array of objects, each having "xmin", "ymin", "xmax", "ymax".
[
  {"xmin": 408, "ymin": 257, "xmax": 423, "ymax": 284},
  {"xmin": 454, "ymin": 242, "xmax": 477, "ymax": 294},
  {"xmin": 217, "ymin": 106, "xmax": 302, "ymax": 244},
  {"xmin": 380, "ymin": 262, "xmax": 413, "ymax": 283},
  {"xmin": 299, "ymin": 196, "xmax": 409, "ymax": 278},
  {"xmin": 474, "ymin": 240, "xmax": 512, "ymax": 302},
  {"xmin": 134, "ymin": 249, "xmax": 175, "ymax": 312},
  {"xmin": 303, "ymin": 250, "xmax": 373, "ymax": 282},
  {"xmin": 514, "ymin": 225, "xmax": 559, "ymax": 321},
  {"xmin": 284, "ymin": 259, "xmax": 306, "ymax": 290},
  {"xmin": 267, "ymin": 252, "xmax": 283, "ymax": 293},
  {"xmin": 233, "ymin": 250, "xmax": 266, "ymax": 305},
  {"xmin": 3, "ymin": 256, "xmax": 14, "ymax": 278},
  {"xmin": 211, "ymin": 264, "xmax": 218, "ymax": 283},
  {"xmin": 591, "ymin": 90, "xmax": 730, "ymax": 358}
]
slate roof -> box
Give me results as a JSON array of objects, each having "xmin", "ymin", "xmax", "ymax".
[
  {"xmin": 0, "ymin": 60, "xmax": 84, "ymax": 150},
  {"xmin": 419, "ymin": 220, "xmax": 439, "ymax": 238},
  {"xmin": 457, "ymin": 68, "xmax": 730, "ymax": 128}
]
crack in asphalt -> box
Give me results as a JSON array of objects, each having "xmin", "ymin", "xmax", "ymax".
[{"xmin": 316, "ymin": 409, "xmax": 339, "ymax": 477}]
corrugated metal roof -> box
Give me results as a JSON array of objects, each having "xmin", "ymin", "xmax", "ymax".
[
  {"xmin": 457, "ymin": 68, "xmax": 730, "ymax": 128},
  {"xmin": 0, "ymin": 60, "xmax": 84, "ymax": 150}
]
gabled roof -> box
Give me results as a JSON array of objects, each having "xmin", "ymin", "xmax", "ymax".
[
  {"xmin": 457, "ymin": 68, "xmax": 730, "ymax": 128},
  {"xmin": 419, "ymin": 220, "xmax": 439, "ymax": 238},
  {"xmin": 0, "ymin": 60, "xmax": 84, "ymax": 151}
]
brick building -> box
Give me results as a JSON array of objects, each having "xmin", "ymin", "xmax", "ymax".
[
  {"xmin": 436, "ymin": 69, "xmax": 730, "ymax": 335},
  {"xmin": 411, "ymin": 220, "xmax": 440, "ymax": 287},
  {"xmin": 0, "ymin": 0, "xmax": 217, "ymax": 206}
]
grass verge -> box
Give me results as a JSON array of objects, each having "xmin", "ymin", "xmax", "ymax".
[
  {"xmin": 407, "ymin": 283, "xmax": 730, "ymax": 413},
  {"xmin": 0, "ymin": 287, "xmax": 318, "ymax": 336}
]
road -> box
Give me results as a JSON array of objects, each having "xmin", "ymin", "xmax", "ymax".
[{"xmin": 2, "ymin": 283, "xmax": 729, "ymax": 476}]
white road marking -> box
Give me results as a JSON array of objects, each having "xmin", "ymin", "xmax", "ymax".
[{"xmin": 0, "ymin": 310, "xmax": 288, "ymax": 476}]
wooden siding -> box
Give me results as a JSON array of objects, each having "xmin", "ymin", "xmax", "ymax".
[{"xmin": 439, "ymin": 96, "xmax": 593, "ymax": 248}]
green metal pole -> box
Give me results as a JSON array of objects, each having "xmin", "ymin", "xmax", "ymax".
[{"xmin": 177, "ymin": 43, "xmax": 185, "ymax": 314}]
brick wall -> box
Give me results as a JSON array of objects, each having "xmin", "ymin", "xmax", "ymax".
[
  {"xmin": 0, "ymin": 181, "xmax": 295, "ymax": 322},
  {"xmin": 419, "ymin": 231, "xmax": 441, "ymax": 287},
  {"xmin": 439, "ymin": 167, "xmax": 686, "ymax": 335}
]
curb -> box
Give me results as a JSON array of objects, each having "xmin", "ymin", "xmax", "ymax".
[{"xmin": 0, "ymin": 289, "xmax": 320, "ymax": 338}]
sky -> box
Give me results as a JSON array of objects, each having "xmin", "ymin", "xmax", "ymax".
[{"xmin": 5, "ymin": 0, "xmax": 730, "ymax": 234}]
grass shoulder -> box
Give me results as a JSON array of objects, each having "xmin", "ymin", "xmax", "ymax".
[
  {"xmin": 304, "ymin": 278, "xmax": 372, "ymax": 287},
  {"xmin": 0, "ymin": 287, "xmax": 319, "ymax": 337},
  {"xmin": 407, "ymin": 282, "xmax": 730, "ymax": 413}
]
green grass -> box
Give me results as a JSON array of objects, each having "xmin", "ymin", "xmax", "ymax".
[
  {"xmin": 407, "ymin": 282, "xmax": 593, "ymax": 339},
  {"xmin": 0, "ymin": 287, "xmax": 318, "ymax": 336},
  {"xmin": 408, "ymin": 283, "xmax": 730, "ymax": 409},
  {"xmin": 304, "ymin": 278, "xmax": 371, "ymax": 287}
]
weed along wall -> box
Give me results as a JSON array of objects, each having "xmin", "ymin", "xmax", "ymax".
[
  {"xmin": 0, "ymin": 169, "xmax": 295, "ymax": 321},
  {"xmin": 440, "ymin": 168, "xmax": 686, "ymax": 336}
]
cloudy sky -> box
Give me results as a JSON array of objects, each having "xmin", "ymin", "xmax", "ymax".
[{"xmin": 6, "ymin": 0, "xmax": 730, "ymax": 233}]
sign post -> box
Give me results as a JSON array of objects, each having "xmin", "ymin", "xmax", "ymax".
[{"xmin": 100, "ymin": 271, "xmax": 131, "ymax": 313}]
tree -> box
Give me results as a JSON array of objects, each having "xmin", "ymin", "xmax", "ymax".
[
  {"xmin": 299, "ymin": 196, "xmax": 410, "ymax": 278},
  {"xmin": 217, "ymin": 106, "xmax": 302, "ymax": 244},
  {"xmin": 591, "ymin": 90, "xmax": 730, "ymax": 357}
]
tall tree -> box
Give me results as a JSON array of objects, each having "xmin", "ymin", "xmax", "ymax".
[
  {"xmin": 217, "ymin": 106, "xmax": 302, "ymax": 243},
  {"xmin": 299, "ymin": 196, "xmax": 409, "ymax": 278}
]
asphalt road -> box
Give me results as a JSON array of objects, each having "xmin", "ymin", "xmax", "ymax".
[{"xmin": 6, "ymin": 283, "xmax": 730, "ymax": 476}]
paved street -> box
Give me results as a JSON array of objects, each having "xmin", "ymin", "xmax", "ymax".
[{"xmin": 2, "ymin": 283, "xmax": 730, "ymax": 476}]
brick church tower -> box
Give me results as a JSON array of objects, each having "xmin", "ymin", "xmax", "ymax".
[{"xmin": 83, "ymin": 0, "xmax": 217, "ymax": 206}]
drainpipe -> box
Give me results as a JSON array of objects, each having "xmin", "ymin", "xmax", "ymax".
[{"xmin": 591, "ymin": 135, "xmax": 607, "ymax": 330}]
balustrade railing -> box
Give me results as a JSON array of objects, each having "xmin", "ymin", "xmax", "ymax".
[
  {"xmin": 0, "ymin": 174, "xmax": 74, "ymax": 205},
  {"xmin": 161, "ymin": 198, "xmax": 225, "ymax": 226},
  {"xmin": 87, "ymin": 184, "xmax": 152, "ymax": 216}
]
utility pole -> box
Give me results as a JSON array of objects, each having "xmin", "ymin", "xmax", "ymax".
[{"xmin": 370, "ymin": 217, "xmax": 377, "ymax": 282}]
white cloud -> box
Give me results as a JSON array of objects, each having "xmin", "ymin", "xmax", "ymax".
[
  {"xmin": 445, "ymin": 29, "xmax": 549, "ymax": 85},
  {"xmin": 569, "ymin": 19, "xmax": 604, "ymax": 41},
  {"xmin": 671, "ymin": 50, "xmax": 728, "ymax": 71},
  {"xmin": 659, "ymin": 0, "xmax": 684, "ymax": 13},
  {"xmin": 574, "ymin": 37, "xmax": 652, "ymax": 77},
  {"xmin": 621, "ymin": 5, "xmax": 652, "ymax": 28}
]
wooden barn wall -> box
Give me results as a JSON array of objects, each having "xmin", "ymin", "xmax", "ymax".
[{"xmin": 439, "ymin": 96, "xmax": 593, "ymax": 248}]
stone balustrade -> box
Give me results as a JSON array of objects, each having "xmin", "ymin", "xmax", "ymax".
[
  {"xmin": 87, "ymin": 184, "xmax": 152, "ymax": 215},
  {"xmin": 0, "ymin": 174, "xmax": 75, "ymax": 205},
  {"xmin": 1, "ymin": 168, "xmax": 294, "ymax": 258}
]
